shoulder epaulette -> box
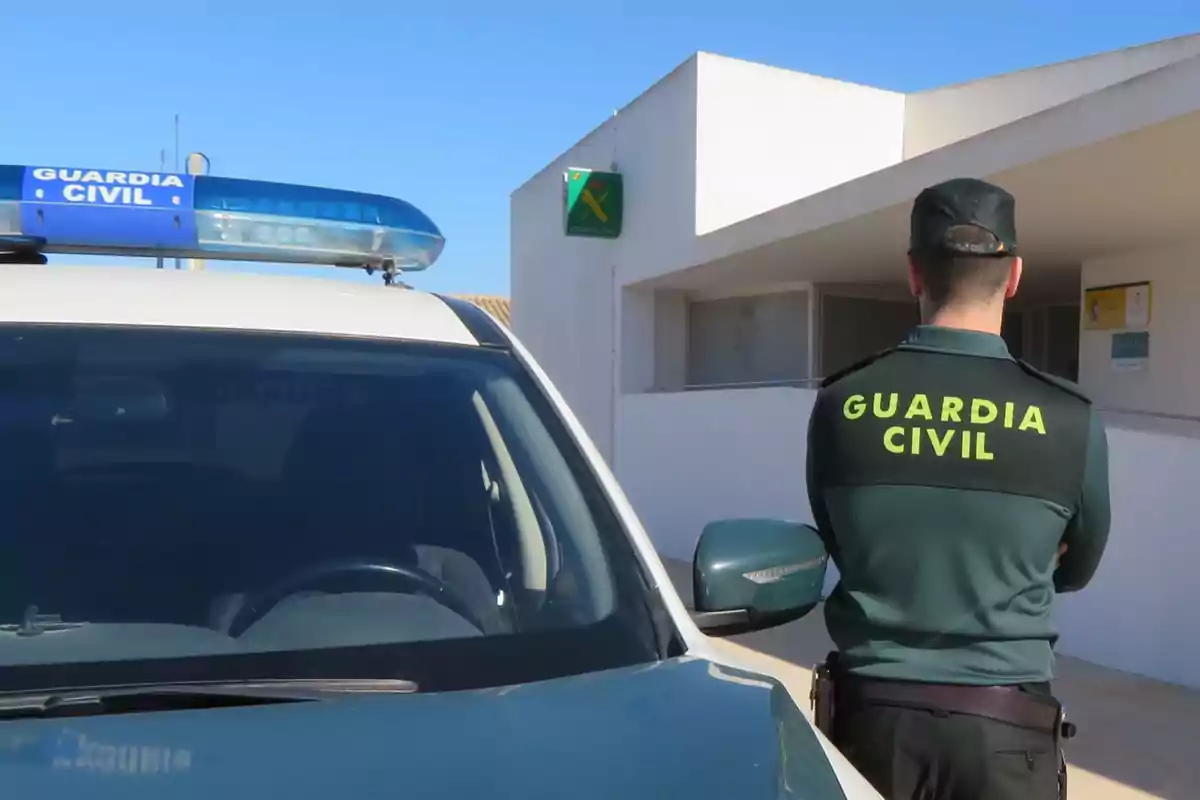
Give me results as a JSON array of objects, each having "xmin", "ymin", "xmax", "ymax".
[
  {"xmin": 820, "ymin": 347, "xmax": 897, "ymax": 388},
  {"xmin": 1014, "ymin": 358, "xmax": 1092, "ymax": 404}
]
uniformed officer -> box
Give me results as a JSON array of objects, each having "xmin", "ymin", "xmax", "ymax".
[{"xmin": 805, "ymin": 177, "xmax": 1111, "ymax": 800}]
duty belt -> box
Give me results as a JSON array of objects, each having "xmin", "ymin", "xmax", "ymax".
[{"xmin": 836, "ymin": 674, "xmax": 1076, "ymax": 739}]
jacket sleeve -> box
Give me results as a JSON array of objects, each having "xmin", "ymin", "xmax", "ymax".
[
  {"xmin": 805, "ymin": 392, "xmax": 840, "ymax": 567},
  {"xmin": 1055, "ymin": 409, "xmax": 1112, "ymax": 592}
]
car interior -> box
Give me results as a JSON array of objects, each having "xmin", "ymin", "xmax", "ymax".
[{"xmin": 0, "ymin": 352, "xmax": 608, "ymax": 657}]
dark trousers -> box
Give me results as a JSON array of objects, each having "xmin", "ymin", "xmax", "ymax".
[{"xmin": 831, "ymin": 693, "xmax": 1061, "ymax": 800}]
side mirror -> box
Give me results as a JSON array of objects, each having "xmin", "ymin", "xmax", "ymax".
[{"xmin": 691, "ymin": 519, "xmax": 828, "ymax": 637}]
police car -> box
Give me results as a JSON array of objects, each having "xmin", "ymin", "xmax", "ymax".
[{"xmin": 0, "ymin": 165, "xmax": 881, "ymax": 799}]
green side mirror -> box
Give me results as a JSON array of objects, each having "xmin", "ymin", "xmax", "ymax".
[{"xmin": 691, "ymin": 518, "xmax": 828, "ymax": 637}]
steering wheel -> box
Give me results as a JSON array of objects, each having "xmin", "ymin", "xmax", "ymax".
[{"xmin": 226, "ymin": 559, "xmax": 485, "ymax": 638}]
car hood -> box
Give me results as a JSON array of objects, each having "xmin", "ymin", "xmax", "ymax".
[{"xmin": 0, "ymin": 656, "xmax": 847, "ymax": 800}]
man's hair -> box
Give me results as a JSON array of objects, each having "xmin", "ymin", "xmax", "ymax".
[{"xmin": 910, "ymin": 225, "xmax": 1014, "ymax": 309}]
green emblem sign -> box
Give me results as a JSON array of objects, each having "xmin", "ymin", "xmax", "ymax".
[{"xmin": 563, "ymin": 168, "xmax": 623, "ymax": 239}]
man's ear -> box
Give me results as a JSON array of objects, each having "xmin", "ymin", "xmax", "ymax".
[
  {"xmin": 906, "ymin": 256, "xmax": 922, "ymax": 297},
  {"xmin": 1005, "ymin": 257, "xmax": 1023, "ymax": 299}
]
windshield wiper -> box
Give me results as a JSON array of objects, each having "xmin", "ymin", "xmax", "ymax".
[{"xmin": 0, "ymin": 678, "xmax": 419, "ymax": 721}]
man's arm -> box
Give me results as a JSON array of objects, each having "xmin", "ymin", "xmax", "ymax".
[
  {"xmin": 1055, "ymin": 409, "xmax": 1111, "ymax": 592},
  {"xmin": 805, "ymin": 393, "xmax": 840, "ymax": 566}
]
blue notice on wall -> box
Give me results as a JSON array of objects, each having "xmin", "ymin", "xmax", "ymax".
[
  {"xmin": 19, "ymin": 167, "xmax": 197, "ymax": 250},
  {"xmin": 1111, "ymin": 330, "xmax": 1149, "ymax": 372}
]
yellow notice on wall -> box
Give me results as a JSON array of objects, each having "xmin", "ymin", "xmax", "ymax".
[{"xmin": 1083, "ymin": 282, "xmax": 1152, "ymax": 330}]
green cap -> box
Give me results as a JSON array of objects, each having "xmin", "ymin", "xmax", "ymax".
[{"xmin": 909, "ymin": 178, "xmax": 1017, "ymax": 257}]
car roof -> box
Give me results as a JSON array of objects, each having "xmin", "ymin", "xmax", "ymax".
[{"xmin": 0, "ymin": 265, "xmax": 482, "ymax": 346}]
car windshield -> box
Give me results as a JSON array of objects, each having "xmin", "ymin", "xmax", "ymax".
[{"xmin": 0, "ymin": 324, "xmax": 670, "ymax": 695}]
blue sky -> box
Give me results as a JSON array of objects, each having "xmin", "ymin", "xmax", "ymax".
[{"xmin": 4, "ymin": 2, "xmax": 1198, "ymax": 295}]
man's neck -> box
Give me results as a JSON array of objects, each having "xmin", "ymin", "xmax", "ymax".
[{"xmin": 921, "ymin": 304, "xmax": 1004, "ymax": 336}]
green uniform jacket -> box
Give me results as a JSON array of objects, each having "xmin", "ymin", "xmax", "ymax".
[{"xmin": 806, "ymin": 325, "xmax": 1111, "ymax": 685}]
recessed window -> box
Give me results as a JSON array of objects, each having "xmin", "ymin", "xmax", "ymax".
[{"xmin": 685, "ymin": 290, "xmax": 810, "ymax": 387}]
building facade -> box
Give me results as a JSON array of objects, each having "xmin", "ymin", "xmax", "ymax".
[{"xmin": 511, "ymin": 35, "xmax": 1200, "ymax": 688}]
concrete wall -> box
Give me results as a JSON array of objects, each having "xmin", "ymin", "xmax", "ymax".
[
  {"xmin": 1079, "ymin": 242, "xmax": 1199, "ymax": 419},
  {"xmin": 650, "ymin": 290, "xmax": 687, "ymax": 392},
  {"xmin": 513, "ymin": 54, "xmax": 906, "ymax": 436},
  {"xmin": 616, "ymin": 387, "xmax": 816, "ymax": 561},
  {"xmin": 592, "ymin": 54, "xmax": 909, "ymax": 291},
  {"xmin": 692, "ymin": 54, "xmax": 905, "ymax": 239},
  {"xmin": 904, "ymin": 35, "xmax": 1200, "ymax": 158},
  {"xmin": 616, "ymin": 386, "xmax": 1200, "ymax": 689},
  {"xmin": 1056, "ymin": 413, "xmax": 1200, "ymax": 688},
  {"xmin": 510, "ymin": 58, "xmax": 700, "ymax": 463}
]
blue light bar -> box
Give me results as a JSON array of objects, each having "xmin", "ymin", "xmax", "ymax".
[{"xmin": 0, "ymin": 166, "xmax": 444, "ymax": 271}]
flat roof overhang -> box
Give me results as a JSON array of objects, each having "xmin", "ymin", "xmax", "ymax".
[{"xmin": 637, "ymin": 53, "xmax": 1200, "ymax": 298}]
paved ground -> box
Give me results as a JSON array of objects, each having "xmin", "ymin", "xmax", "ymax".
[{"xmin": 660, "ymin": 558, "xmax": 1199, "ymax": 800}]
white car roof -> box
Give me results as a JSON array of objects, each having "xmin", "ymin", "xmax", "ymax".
[{"xmin": 0, "ymin": 265, "xmax": 481, "ymax": 345}]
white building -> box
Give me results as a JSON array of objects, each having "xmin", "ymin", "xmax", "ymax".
[{"xmin": 511, "ymin": 35, "xmax": 1200, "ymax": 689}]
